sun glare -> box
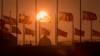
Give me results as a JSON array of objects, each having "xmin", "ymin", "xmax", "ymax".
[{"xmin": 36, "ymin": 11, "xmax": 48, "ymax": 20}]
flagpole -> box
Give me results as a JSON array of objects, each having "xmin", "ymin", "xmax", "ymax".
[
  {"xmin": 80, "ymin": 0, "xmax": 82, "ymax": 43},
  {"xmin": 16, "ymin": 0, "xmax": 18, "ymax": 42},
  {"xmin": 1, "ymin": 0, "xmax": 3, "ymax": 37},
  {"xmin": 39, "ymin": 19, "xmax": 40, "ymax": 45},
  {"xmin": 9, "ymin": 10, "xmax": 12, "ymax": 32},
  {"xmin": 55, "ymin": 0, "xmax": 58, "ymax": 45},
  {"xmin": 35, "ymin": 0, "xmax": 37, "ymax": 45},
  {"xmin": 9, "ymin": 10, "xmax": 12, "ymax": 39},
  {"xmin": 90, "ymin": 20, "xmax": 93, "ymax": 42},
  {"xmin": 23, "ymin": 12, "xmax": 25, "ymax": 45},
  {"xmin": 23, "ymin": 23, "xmax": 25, "ymax": 45},
  {"xmin": 1, "ymin": 0, "xmax": 3, "ymax": 19},
  {"xmin": 72, "ymin": 15, "xmax": 74, "ymax": 43}
]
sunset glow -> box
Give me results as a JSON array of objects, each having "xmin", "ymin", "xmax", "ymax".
[{"xmin": 36, "ymin": 11, "xmax": 48, "ymax": 20}]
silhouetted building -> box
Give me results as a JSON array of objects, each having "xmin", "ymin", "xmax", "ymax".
[{"xmin": 39, "ymin": 35, "xmax": 52, "ymax": 46}]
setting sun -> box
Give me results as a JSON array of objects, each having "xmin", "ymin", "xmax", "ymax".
[
  {"xmin": 36, "ymin": 11, "xmax": 51, "ymax": 22},
  {"xmin": 36, "ymin": 11, "xmax": 48, "ymax": 20}
]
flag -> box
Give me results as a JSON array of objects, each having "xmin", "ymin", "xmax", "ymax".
[
  {"xmin": 83, "ymin": 11, "xmax": 97, "ymax": 20},
  {"xmin": 25, "ymin": 27, "xmax": 34, "ymax": 36},
  {"xmin": 0, "ymin": 19, "xmax": 5, "ymax": 27},
  {"xmin": 3, "ymin": 15, "xmax": 16, "ymax": 25},
  {"xmin": 11, "ymin": 26, "xmax": 21, "ymax": 34},
  {"xmin": 2, "ymin": 27, "xmax": 9, "ymax": 33},
  {"xmin": 58, "ymin": 29, "xmax": 67, "ymax": 37},
  {"xmin": 92, "ymin": 29, "xmax": 100, "ymax": 37},
  {"xmin": 19, "ymin": 14, "xmax": 32, "ymax": 24},
  {"xmin": 19, "ymin": 14, "xmax": 25, "ymax": 23},
  {"xmin": 75, "ymin": 28, "xmax": 85, "ymax": 36},
  {"xmin": 59, "ymin": 11, "xmax": 73, "ymax": 21},
  {"xmin": 41, "ymin": 27, "xmax": 50, "ymax": 36}
]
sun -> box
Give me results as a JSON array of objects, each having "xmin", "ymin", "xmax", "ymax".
[{"xmin": 36, "ymin": 11, "xmax": 48, "ymax": 20}]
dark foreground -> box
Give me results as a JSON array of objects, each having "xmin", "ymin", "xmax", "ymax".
[{"xmin": 0, "ymin": 42, "xmax": 100, "ymax": 56}]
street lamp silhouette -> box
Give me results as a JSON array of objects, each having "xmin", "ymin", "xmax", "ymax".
[{"xmin": 36, "ymin": 11, "xmax": 49, "ymax": 43}]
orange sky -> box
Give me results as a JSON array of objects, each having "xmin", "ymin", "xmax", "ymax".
[{"xmin": 0, "ymin": 0, "xmax": 100, "ymax": 45}]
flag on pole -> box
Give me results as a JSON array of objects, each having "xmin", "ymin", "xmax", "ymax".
[
  {"xmin": 19, "ymin": 14, "xmax": 32, "ymax": 24},
  {"xmin": 59, "ymin": 11, "xmax": 73, "ymax": 21},
  {"xmin": 92, "ymin": 29, "xmax": 100, "ymax": 37},
  {"xmin": 83, "ymin": 11, "xmax": 97, "ymax": 20},
  {"xmin": 0, "ymin": 19, "xmax": 5, "ymax": 27},
  {"xmin": 19, "ymin": 14, "xmax": 25, "ymax": 23},
  {"xmin": 3, "ymin": 15, "xmax": 16, "ymax": 25},
  {"xmin": 2, "ymin": 27, "xmax": 9, "ymax": 33},
  {"xmin": 41, "ymin": 27, "xmax": 50, "ymax": 36},
  {"xmin": 75, "ymin": 28, "xmax": 85, "ymax": 36},
  {"xmin": 25, "ymin": 27, "xmax": 34, "ymax": 36},
  {"xmin": 11, "ymin": 26, "xmax": 21, "ymax": 34},
  {"xmin": 58, "ymin": 29, "xmax": 67, "ymax": 37}
]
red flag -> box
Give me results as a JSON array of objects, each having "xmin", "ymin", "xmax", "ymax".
[
  {"xmin": 19, "ymin": 14, "xmax": 32, "ymax": 24},
  {"xmin": 2, "ymin": 27, "xmax": 9, "ymax": 33},
  {"xmin": 0, "ymin": 19, "xmax": 5, "ymax": 27},
  {"xmin": 59, "ymin": 11, "xmax": 73, "ymax": 21},
  {"xmin": 83, "ymin": 11, "xmax": 97, "ymax": 20},
  {"xmin": 58, "ymin": 29, "xmax": 67, "ymax": 37},
  {"xmin": 19, "ymin": 14, "xmax": 25, "ymax": 23},
  {"xmin": 25, "ymin": 27, "xmax": 34, "ymax": 36},
  {"xmin": 3, "ymin": 15, "xmax": 16, "ymax": 25},
  {"xmin": 75, "ymin": 28, "xmax": 85, "ymax": 36},
  {"xmin": 11, "ymin": 26, "xmax": 21, "ymax": 34},
  {"xmin": 41, "ymin": 27, "xmax": 50, "ymax": 36},
  {"xmin": 92, "ymin": 29, "xmax": 100, "ymax": 37}
]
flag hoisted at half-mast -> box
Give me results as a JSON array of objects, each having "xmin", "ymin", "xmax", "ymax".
[
  {"xmin": 58, "ymin": 29, "xmax": 67, "ymax": 37},
  {"xmin": 83, "ymin": 11, "xmax": 97, "ymax": 20},
  {"xmin": 25, "ymin": 27, "xmax": 34, "ymax": 36},
  {"xmin": 19, "ymin": 14, "xmax": 32, "ymax": 24},
  {"xmin": 74, "ymin": 28, "xmax": 85, "ymax": 36},
  {"xmin": 0, "ymin": 19, "xmax": 5, "ymax": 27},
  {"xmin": 3, "ymin": 15, "xmax": 16, "ymax": 25},
  {"xmin": 40, "ymin": 27, "xmax": 50, "ymax": 36},
  {"xmin": 2, "ymin": 27, "xmax": 9, "ymax": 33},
  {"xmin": 11, "ymin": 26, "xmax": 21, "ymax": 34},
  {"xmin": 92, "ymin": 29, "xmax": 100, "ymax": 37},
  {"xmin": 59, "ymin": 11, "xmax": 73, "ymax": 21}
]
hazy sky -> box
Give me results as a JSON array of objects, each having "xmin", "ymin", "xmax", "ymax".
[{"xmin": 0, "ymin": 0, "xmax": 100, "ymax": 45}]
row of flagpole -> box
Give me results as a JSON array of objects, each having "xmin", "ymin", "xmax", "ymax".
[
  {"xmin": 1, "ymin": 0, "xmax": 98, "ymax": 45},
  {"xmin": 0, "ymin": 0, "xmax": 85, "ymax": 45},
  {"xmin": 55, "ymin": 0, "xmax": 82, "ymax": 44}
]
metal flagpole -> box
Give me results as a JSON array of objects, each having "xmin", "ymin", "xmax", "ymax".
[
  {"xmin": 1, "ymin": 0, "xmax": 3, "ymax": 19},
  {"xmin": 72, "ymin": 14, "xmax": 74, "ymax": 43},
  {"xmin": 90, "ymin": 20, "xmax": 93, "ymax": 42},
  {"xmin": 55, "ymin": 0, "xmax": 58, "ymax": 45},
  {"xmin": 39, "ymin": 19, "xmax": 40, "ymax": 45},
  {"xmin": 35, "ymin": 0, "xmax": 37, "ymax": 45},
  {"xmin": 80, "ymin": 0, "xmax": 82, "ymax": 43},
  {"xmin": 1, "ymin": 0, "xmax": 3, "ymax": 30},
  {"xmin": 1, "ymin": 0, "xmax": 3, "ymax": 37},
  {"xmin": 23, "ymin": 21, "xmax": 25, "ymax": 45},
  {"xmin": 9, "ymin": 10, "xmax": 12, "ymax": 39},
  {"xmin": 16, "ymin": 0, "xmax": 18, "ymax": 41},
  {"xmin": 9, "ymin": 10, "xmax": 12, "ymax": 32},
  {"xmin": 23, "ymin": 12, "xmax": 25, "ymax": 45}
]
